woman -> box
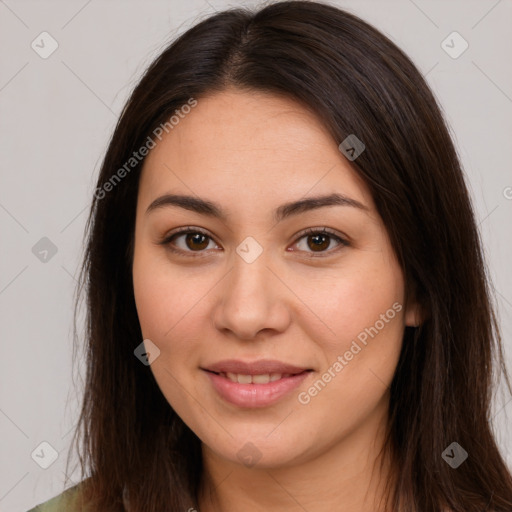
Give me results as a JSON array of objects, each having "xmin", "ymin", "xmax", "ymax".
[{"xmin": 28, "ymin": 1, "xmax": 512, "ymax": 511}]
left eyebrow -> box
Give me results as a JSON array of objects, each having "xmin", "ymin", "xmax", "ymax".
[
  {"xmin": 145, "ymin": 192, "xmax": 369, "ymax": 222},
  {"xmin": 273, "ymin": 193, "xmax": 369, "ymax": 222}
]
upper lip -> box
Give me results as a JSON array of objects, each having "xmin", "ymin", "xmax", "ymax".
[{"xmin": 203, "ymin": 359, "xmax": 311, "ymax": 375}]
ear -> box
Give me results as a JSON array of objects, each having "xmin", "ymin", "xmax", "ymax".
[
  {"xmin": 404, "ymin": 281, "xmax": 426, "ymax": 327},
  {"xmin": 404, "ymin": 301, "xmax": 423, "ymax": 327}
]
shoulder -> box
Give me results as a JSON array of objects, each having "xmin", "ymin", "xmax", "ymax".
[{"xmin": 26, "ymin": 482, "xmax": 83, "ymax": 512}]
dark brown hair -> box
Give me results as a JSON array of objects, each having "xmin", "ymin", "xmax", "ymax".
[{"xmin": 65, "ymin": 1, "xmax": 512, "ymax": 510}]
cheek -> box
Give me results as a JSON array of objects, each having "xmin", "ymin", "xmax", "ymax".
[
  {"xmin": 314, "ymin": 260, "xmax": 405, "ymax": 404},
  {"xmin": 132, "ymin": 268, "xmax": 170, "ymax": 340},
  {"xmin": 132, "ymin": 243, "xmax": 201, "ymax": 339},
  {"xmin": 132, "ymin": 250, "xmax": 217, "ymax": 394},
  {"xmin": 289, "ymin": 255, "xmax": 405, "ymax": 355},
  {"xmin": 132, "ymin": 255, "xmax": 207, "ymax": 408},
  {"xmin": 295, "ymin": 264, "xmax": 404, "ymax": 433}
]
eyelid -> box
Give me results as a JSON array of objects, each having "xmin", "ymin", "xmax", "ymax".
[
  {"xmin": 163, "ymin": 225, "xmax": 214, "ymax": 241},
  {"xmin": 159, "ymin": 225, "xmax": 350, "ymax": 257}
]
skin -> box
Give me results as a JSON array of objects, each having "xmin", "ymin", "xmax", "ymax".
[{"xmin": 132, "ymin": 88, "xmax": 421, "ymax": 511}]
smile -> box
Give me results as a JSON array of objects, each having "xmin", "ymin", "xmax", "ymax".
[{"xmin": 203, "ymin": 369, "xmax": 312, "ymax": 408}]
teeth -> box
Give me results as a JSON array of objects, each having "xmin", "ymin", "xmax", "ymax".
[
  {"xmin": 237, "ymin": 373, "xmax": 252, "ymax": 384},
  {"xmin": 223, "ymin": 372, "xmax": 289, "ymax": 384},
  {"xmin": 252, "ymin": 374, "xmax": 270, "ymax": 384}
]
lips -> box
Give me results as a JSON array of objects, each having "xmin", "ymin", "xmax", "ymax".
[
  {"xmin": 203, "ymin": 359, "xmax": 311, "ymax": 375},
  {"xmin": 201, "ymin": 359, "xmax": 313, "ymax": 408}
]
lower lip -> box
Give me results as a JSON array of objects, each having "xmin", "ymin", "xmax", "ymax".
[{"xmin": 203, "ymin": 370, "xmax": 311, "ymax": 408}]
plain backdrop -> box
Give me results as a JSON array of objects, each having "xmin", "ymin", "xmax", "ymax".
[{"xmin": 1, "ymin": 0, "xmax": 511, "ymax": 510}]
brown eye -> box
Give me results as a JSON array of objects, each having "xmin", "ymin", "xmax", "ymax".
[
  {"xmin": 292, "ymin": 228, "xmax": 348, "ymax": 256},
  {"xmin": 307, "ymin": 233, "xmax": 331, "ymax": 252},
  {"xmin": 161, "ymin": 226, "xmax": 348, "ymax": 258},
  {"xmin": 184, "ymin": 232, "xmax": 210, "ymax": 251},
  {"xmin": 162, "ymin": 228, "xmax": 218, "ymax": 255}
]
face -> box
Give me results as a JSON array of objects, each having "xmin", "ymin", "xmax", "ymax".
[{"xmin": 132, "ymin": 88, "xmax": 419, "ymax": 470}]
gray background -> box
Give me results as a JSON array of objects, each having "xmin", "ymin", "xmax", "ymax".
[{"xmin": 1, "ymin": 0, "xmax": 511, "ymax": 510}]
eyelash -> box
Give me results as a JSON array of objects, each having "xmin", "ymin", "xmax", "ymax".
[{"xmin": 159, "ymin": 226, "xmax": 349, "ymax": 258}]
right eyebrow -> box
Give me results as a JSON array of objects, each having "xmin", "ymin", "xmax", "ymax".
[{"xmin": 145, "ymin": 194, "xmax": 227, "ymax": 220}]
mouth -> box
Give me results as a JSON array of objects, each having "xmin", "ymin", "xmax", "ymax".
[
  {"xmin": 202, "ymin": 368, "xmax": 313, "ymax": 408},
  {"xmin": 204, "ymin": 369, "xmax": 311, "ymax": 384}
]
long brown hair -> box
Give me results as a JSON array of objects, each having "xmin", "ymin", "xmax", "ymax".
[{"xmin": 65, "ymin": 1, "xmax": 512, "ymax": 510}]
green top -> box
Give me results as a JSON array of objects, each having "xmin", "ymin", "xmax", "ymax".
[{"xmin": 27, "ymin": 483, "xmax": 82, "ymax": 512}]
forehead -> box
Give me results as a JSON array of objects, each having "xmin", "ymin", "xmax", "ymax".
[{"xmin": 137, "ymin": 88, "xmax": 373, "ymax": 214}]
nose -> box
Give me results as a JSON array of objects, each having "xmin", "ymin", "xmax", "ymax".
[{"xmin": 212, "ymin": 249, "xmax": 291, "ymax": 341}]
